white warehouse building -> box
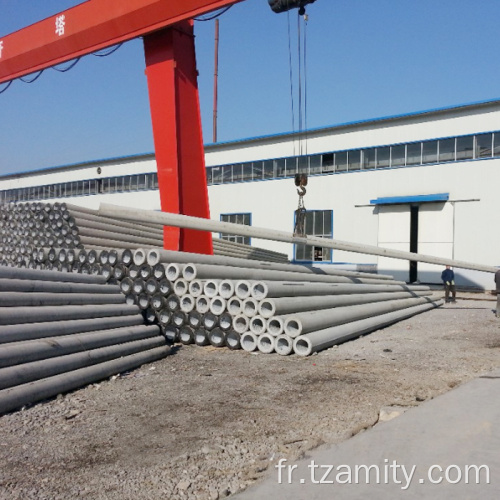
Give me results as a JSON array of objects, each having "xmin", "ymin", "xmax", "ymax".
[{"xmin": 1, "ymin": 99, "xmax": 500, "ymax": 289}]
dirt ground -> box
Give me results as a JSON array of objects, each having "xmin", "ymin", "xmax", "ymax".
[{"xmin": 1, "ymin": 293, "xmax": 500, "ymax": 500}]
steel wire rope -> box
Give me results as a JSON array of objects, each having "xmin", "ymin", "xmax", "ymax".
[
  {"xmin": 287, "ymin": 11, "xmax": 297, "ymax": 158},
  {"xmin": 195, "ymin": 5, "xmax": 233, "ymax": 21}
]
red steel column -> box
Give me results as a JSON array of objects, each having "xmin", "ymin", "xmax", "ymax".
[{"xmin": 143, "ymin": 20, "xmax": 213, "ymax": 254}]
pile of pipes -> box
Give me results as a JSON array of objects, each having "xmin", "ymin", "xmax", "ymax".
[
  {"xmin": 0, "ymin": 201, "xmax": 289, "ymax": 268},
  {"xmin": 0, "ymin": 201, "xmax": 442, "ymax": 357},
  {"xmin": 110, "ymin": 246, "xmax": 442, "ymax": 356},
  {"xmin": 0, "ymin": 265, "xmax": 168, "ymax": 415}
]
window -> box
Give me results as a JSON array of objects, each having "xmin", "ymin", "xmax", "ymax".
[
  {"xmin": 363, "ymin": 148, "xmax": 376, "ymax": 169},
  {"xmin": 475, "ymin": 133, "xmax": 493, "ymax": 158},
  {"xmin": 439, "ymin": 138, "xmax": 455, "ymax": 162},
  {"xmin": 294, "ymin": 209, "xmax": 333, "ymax": 262},
  {"xmin": 335, "ymin": 151, "xmax": 348, "ymax": 172},
  {"xmin": 309, "ymin": 154, "xmax": 322, "ymax": 174},
  {"xmin": 494, "ymin": 133, "xmax": 500, "ymax": 157},
  {"xmin": 285, "ymin": 157, "xmax": 297, "ymax": 177},
  {"xmin": 220, "ymin": 213, "xmax": 251, "ymax": 245},
  {"xmin": 263, "ymin": 160, "xmax": 275, "ymax": 178},
  {"xmin": 391, "ymin": 145, "xmax": 406, "ymax": 167},
  {"xmin": 297, "ymin": 155, "xmax": 309, "ymax": 173},
  {"xmin": 253, "ymin": 161, "xmax": 263, "ymax": 180},
  {"xmin": 276, "ymin": 158, "xmax": 286, "ymax": 177},
  {"xmin": 242, "ymin": 163, "xmax": 253, "ymax": 181},
  {"xmin": 348, "ymin": 150, "xmax": 361, "ymax": 171},
  {"xmin": 222, "ymin": 165, "xmax": 234, "ymax": 183},
  {"xmin": 407, "ymin": 142, "xmax": 422, "ymax": 166},
  {"xmin": 456, "ymin": 135, "xmax": 474, "ymax": 160},
  {"xmin": 422, "ymin": 141, "xmax": 438, "ymax": 164},
  {"xmin": 377, "ymin": 147, "xmax": 390, "ymax": 168},
  {"xmin": 322, "ymin": 153, "xmax": 334, "ymax": 172}
]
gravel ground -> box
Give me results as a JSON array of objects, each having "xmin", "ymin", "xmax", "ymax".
[{"xmin": 1, "ymin": 293, "xmax": 500, "ymax": 500}]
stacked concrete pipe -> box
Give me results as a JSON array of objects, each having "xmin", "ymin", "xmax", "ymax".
[
  {"xmin": 1, "ymin": 201, "xmax": 442, "ymax": 362},
  {"xmin": 0, "ymin": 265, "xmax": 168, "ymax": 415}
]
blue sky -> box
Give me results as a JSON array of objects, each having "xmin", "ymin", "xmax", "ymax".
[{"xmin": 0, "ymin": 0, "xmax": 499, "ymax": 175}]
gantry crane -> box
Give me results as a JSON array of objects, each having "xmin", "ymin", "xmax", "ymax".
[{"xmin": 0, "ymin": 0, "xmax": 316, "ymax": 253}]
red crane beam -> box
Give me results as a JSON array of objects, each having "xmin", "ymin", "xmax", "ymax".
[{"xmin": 0, "ymin": 0, "xmax": 243, "ymax": 84}]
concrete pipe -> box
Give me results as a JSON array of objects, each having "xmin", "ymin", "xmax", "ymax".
[
  {"xmin": 157, "ymin": 309, "xmax": 171, "ymax": 326},
  {"xmin": 232, "ymin": 314, "xmax": 250, "ymax": 334},
  {"xmin": 283, "ymin": 296, "xmax": 435, "ymax": 337},
  {"xmin": 203, "ymin": 312, "xmax": 219, "ymax": 331},
  {"xmin": 181, "ymin": 263, "xmax": 401, "ymax": 286},
  {"xmin": 258, "ymin": 290, "xmax": 431, "ymax": 319},
  {"xmin": 139, "ymin": 264, "xmax": 152, "ymax": 280},
  {"xmin": 179, "ymin": 326, "xmax": 195, "ymax": 345},
  {"xmin": 208, "ymin": 327, "xmax": 226, "ymax": 348},
  {"xmin": 0, "ymin": 292, "xmax": 125, "ymax": 308},
  {"xmin": 100, "ymin": 203, "xmax": 499, "ymax": 275},
  {"xmin": 166, "ymin": 263, "xmax": 182, "ymax": 282},
  {"xmin": 77, "ymin": 227, "xmax": 162, "ymax": 247},
  {"xmin": 144, "ymin": 308, "xmax": 157, "ymax": 324},
  {"xmin": 180, "ymin": 294, "xmax": 196, "ymax": 313},
  {"xmin": 226, "ymin": 330, "xmax": 241, "ymax": 350},
  {"xmin": 188, "ymin": 279, "xmax": 204, "ymax": 298},
  {"xmin": 162, "ymin": 325, "xmax": 178, "ymax": 343},
  {"xmin": 171, "ymin": 310, "xmax": 187, "ymax": 328},
  {"xmin": 203, "ymin": 280, "xmax": 221, "ymax": 298},
  {"xmin": 235, "ymin": 280, "xmax": 253, "ymax": 299},
  {"xmin": 0, "ymin": 336, "xmax": 166, "ymax": 391},
  {"xmin": 159, "ymin": 278, "xmax": 173, "ymax": 296},
  {"xmin": 120, "ymin": 277, "xmax": 134, "ymax": 294},
  {"xmin": 0, "ymin": 278, "xmax": 121, "ymax": 295},
  {"xmin": 0, "ymin": 303, "xmax": 141, "ymax": 326},
  {"xmin": 0, "ymin": 315, "xmax": 144, "ymax": 345},
  {"xmin": 113, "ymin": 264, "xmax": 129, "ymax": 281},
  {"xmin": 242, "ymin": 298, "xmax": 259, "ymax": 318},
  {"xmin": 257, "ymin": 334, "xmax": 275, "ymax": 354},
  {"xmin": 0, "ymin": 345, "xmax": 170, "ymax": 415},
  {"xmin": 267, "ymin": 317, "xmax": 285, "ymax": 336},
  {"xmin": 293, "ymin": 300, "xmax": 443, "ymax": 356},
  {"xmin": 218, "ymin": 280, "xmax": 235, "ymax": 299},
  {"xmin": 125, "ymin": 294, "xmax": 137, "ymax": 306},
  {"xmin": 137, "ymin": 293, "xmax": 150, "ymax": 310},
  {"xmin": 143, "ymin": 245, "xmax": 391, "ymax": 282},
  {"xmin": 227, "ymin": 297, "xmax": 243, "ymax": 315},
  {"xmin": 133, "ymin": 248, "xmax": 148, "ymax": 266},
  {"xmin": 173, "ymin": 278, "xmax": 189, "ymax": 296},
  {"xmin": 0, "ymin": 264, "xmax": 107, "ymax": 284},
  {"xmin": 196, "ymin": 296, "xmax": 210, "ymax": 315},
  {"xmin": 209, "ymin": 297, "xmax": 226, "ymax": 315},
  {"xmin": 74, "ymin": 218, "xmax": 164, "ymax": 242},
  {"xmin": 249, "ymin": 316, "xmax": 268, "ymax": 336},
  {"xmin": 218, "ymin": 312, "xmax": 233, "ymax": 331},
  {"xmin": 151, "ymin": 294, "xmax": 166, "ymax": 311},
  {"xmin": 79, "ymin": 236, "xmax": 155, "ymax": 250},
  {"xmin": 132, "ymin": 279, "xmax": 146, "ymax": 295},
  {"xmin": 194, "ymin": 328, "xmax": 209, "ymax": 346},
  {"xmin": 250, "ymin": 281, "xmax": 431, "ymax": 300},
  {"xmin": 145, "ymin": 278, "xmax": 159, "ymax": 295},
  {"xmin": 241, "ymin": 332, "xmax": 258, "ymax": 352},
  {"xmin": 0, "ymin": 324, "xmax": 161, "ymax": 368},
  {"xmin": 128, "ymin": 265, "xmax": 141, "ymax": 279},
  {"xmin": 152, "ymin": 263, "xmax": 166, "ymax": 280},
  {"xmin": 188, "ymin": 311, "xmax": 203, "ymax": 329},
  {"xmin": 275, "ymin": 334, "xmax": 294, "ymax": 356},
  {"xmin": 166, "ymin": 294, "xmax": 181, "ymax": 312}
]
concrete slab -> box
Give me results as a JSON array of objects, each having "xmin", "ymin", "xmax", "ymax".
[{"xmin": 235, "ymin": 372, "xmax": 500, "ymax": 499}]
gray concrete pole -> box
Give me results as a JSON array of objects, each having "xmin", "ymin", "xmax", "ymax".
[
  {"xmin": 0, "ymin": 324, "xmax": 161, "ymax": 368},
  {"xmin": 0, "ymin": 292, "xmax": 125, "ymax": 307},
  {"xmin": 0, "ymin": 336, "xmax": 165, "ymax": 391},
  {"xmin": 251, "ymin": 281, "xmax": 431, "ymax": 300},
  {"xmin": 293, "ymin": 300, "xmax": 444, "ymax": 356},
  {"xmin": 259, "ymin": 290, "xmax": 431, "ymax": 318},
  {"xmin": 0, "ymin": 303, "xmax": 140, "ymax": 326},
  {"xmin": 100, "ymin": 203, "xmax": 499, "ymax": 274},
  {"xmin": 0, "ymin": 315, "xmax": 144, "ymax": 345},
  {"xmin": 182, "ymin": 263, "xmax": 402, "ymax": 286},
  {"xmin": 283, "ymin": 296, "xmax": 436, "ymax": 337},
  {"xmin": 0, "ymin": 265, "xmax": 107, "ymax": 284},
  {"xmin": 0, "ymin": 346, "xmax": 170, "ymax": 415},
  {"xmin": 0, "ymin": 278, "xmax": 121, "ymax": 295}
]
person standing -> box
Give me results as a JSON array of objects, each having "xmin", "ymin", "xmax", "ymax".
[
  {"xmin": 495, "ymin": 269, "xmax": 500, "ymax": 317},
  {"xmin": 441, "ymin": 265, "xmax": 456, "ymax": 303}
]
